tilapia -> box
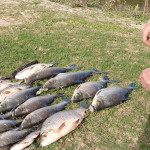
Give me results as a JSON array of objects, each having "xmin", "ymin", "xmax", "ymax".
[
  {"xmin": 0, "ymin": 84, "xmax": 31, "ymax": 103},
  {"xmin": 13, "ymin": 93, "xmax": 63, "ymax": 117},
  {"xmin": 15, "ymin": 62, "xmax": 55, "ymax": 80},
  {"xmin": 71, "ymin": 76, "xmax": 120, "ymax": 102},
  {"xmin": 21, "ymin": 98, "xmax": 70, "ymax": 129},
  {"xmin": 89, "ymin": 83, "xmax": 138, "ymax": 112},
  {"xmin": 9, "ymin": 60, "xmax": 38, "ymax": 79},
  {"xmin": 0, "ymin": 120, "xmax": 21, "ymax": 133},
  {"xmin": 25, "ymin": 64, "xmax": 78, "ymax": 84},
  {"xmin": 0, "ymin": 128, "xmax": 32, "ymax": 147},
  {"xmin": 40, "ymin": 106, "xmax": 89, "ymax": 147},
  {"xmin": 10, "ymin": 131, "xmax": 40, "ymax": 150},
  {"xmin": 0, "ymin": 86, "xmax": 41, "ymax": 113},
  {"xmin": 42, "ymin": 69, "xmax": 108, "ymax": 90}
]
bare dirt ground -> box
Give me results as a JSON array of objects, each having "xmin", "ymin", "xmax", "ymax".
[{"xmin": 0, "ymin": 0, "xmax": 145, "ymax": 29}]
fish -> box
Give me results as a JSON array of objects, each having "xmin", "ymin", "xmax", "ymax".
[
  {"xmin": 15, "ymin": 62, "xmax": 55, "ymax": 80},
  {"xmin": 10, "ymin": 131, "xmax": 40, "ymax": 150},
  {"xmin": 42, "ymin": 69, "xmax": 108, "ymax": 90},
  {"xmin": 9, "ymin": 60, "xmax": 38, "ymax": 79},
  {"xmin": 21, "ymin": 98, "xmax": 70, "ymax": 129},
  {"xmin": 0, "ymin": 120, "xmax": 21, "ymax": 133},
  {"xmin": 71, "ymin": 76, "xmax": 120, "ymax": 102},
  {"xmin": 25, "ymin": 64, "xmax": 79, "ymax": 84},
  {"xmin": 0, "ymin": 84, "xmax": 31, "ymax": 103},
  {"xmin": 89, "ymin": 83, "xmax": 139, "ymax": 112},
  {"xmin": 13, "ymin": 93, "xmax": 64, "ymax": 117},
  {"xmin": 40, "ymin": 103, "xmax": 89, "ymax": 147},
  {"xmin": 0, "ymin": 86, "xmax": 41, "ymax": 113},
  {"xmin": 0, "ymin": 128, "xmax": 32, "ymax": 147}
]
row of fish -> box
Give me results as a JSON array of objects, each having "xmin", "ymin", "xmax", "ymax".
[{"xmin": 0, "ymin": 60, "xmax": 139, "ymax": 149}]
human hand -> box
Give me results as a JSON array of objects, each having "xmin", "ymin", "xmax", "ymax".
[{"xmin": 142, "ymin": 20, "xmax": 150, "ymax": 46}]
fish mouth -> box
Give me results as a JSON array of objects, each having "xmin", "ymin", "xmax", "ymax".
[{"xmin": 89, "ymin": 105, "xmax": 96, "ymax": 112}]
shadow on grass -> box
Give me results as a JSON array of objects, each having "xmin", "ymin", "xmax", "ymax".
[{"xmin": 138, "ymin": 115, "xmax": 150, "ymax": 150}]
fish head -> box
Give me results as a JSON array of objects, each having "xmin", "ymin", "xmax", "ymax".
[
  {"xmin": 89, "ymin": 97, "xmax": 102, "ymax": 112},
  {"xmin": 71, "ymin": 90, "xmax": 83, "ymax": 102},
  {"xmin": 40, "ymin": 132, "xmax": 52, "ymax": 147}
]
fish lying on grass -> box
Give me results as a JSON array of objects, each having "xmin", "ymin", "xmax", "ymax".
[
  {"xmin": 40, "ymin": 103, "xmax": 89, "ymax": 147},
  {"xmin": 10, "ymin": 131, "xmax": 40, "ymax": 150},
  {"xmin": 0, "ymin": 84, "xmax": 31, "ymax": 103},
  {"xmin": 71, "ymin": 76, "xmax": 120, "ymax": 102},
  {"xmin": 39, "ymin": 69, "xmax": 108, "ymax": 92},
  {"xmin": 9, "ymin": 60, "xmax": 38, "ymax": 79},
  {"xmin": 21, "ymin": 98, "xmax": 70, "ymax": 129},
  {"xmin": 15, "ymin": 62, "xmax": 55, "ymax": 80},
  {"xmin": 0, "ymin": 120, "xmax": 21, "ymax": 133},
  {"xmin": 0, "ymin": 128, "xmax": 32, "ymax": 147},
  {"xmin": 0, "ymin": 86, "xmax": 41, "ymax": 113},
  {"xmin": 25, "ymin": 64, "xmax": 79, "ymax": 84},
  {"xmin": 89, "ymin": 83, "xmax": 139, "ymax": 112},
  {"xmin": 13, "ymin": 93, "xmax": 64, "ymax": 117}
]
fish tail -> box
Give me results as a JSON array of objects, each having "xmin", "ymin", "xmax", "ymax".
[
  {"xmin": 91, "ymin": 69, "xmax": 108, "ymax": 74},
  {"xmin": 62, "ymin": 96, "xmax": 71, "ymax": 103},
  {"xmin": 127, "ymin": 83, "xmax": 141, "ymax": 90},
  {"xmin": 80, "ymin": 99, "xmax": 90, "ymax": 109},
  {"xmin": 57, "ymin": 93, "xmax": 64, "ymax": 97},
  {"xmin": 48, "ymin": 61, "xmax": 56, "ymax": 66}
]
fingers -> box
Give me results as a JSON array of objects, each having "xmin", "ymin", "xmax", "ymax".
[{"xmin": 142, "ymin": 21, "xmax": 150, "ymax": 46}]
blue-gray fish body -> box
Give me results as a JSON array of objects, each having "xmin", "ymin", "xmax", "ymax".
[
  {"xmin": 0, "ymin": 87, "xmax": 41, "ymax": 113},
  {"xmin": 43, "ymin": 69, "xmax": 107, "ymax": 89},
  {"xmin": 90, "ymin": 83, "xmax": 137, "ymax": 111}
]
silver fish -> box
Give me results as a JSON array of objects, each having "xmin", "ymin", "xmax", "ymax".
[
  {"xmin": 13, "ymin": 93, "xmax": 63, "ymax": 117},
  {"xmin": 0, "ymin": 84, "xmax": 31, "ymax": 103},
  {"xmin": 0, "ymin": 86, "xmax": 41, "ymax": 113},
  {"xmin": 0, "ymin": 128, "xmax": 32, "ymax": 147},
  {"xmin": 42, "ymin": 69, "xmax": 108, "ymax": 90},
  {"xmin": 89, "ymin": 83, "xmax": 138, "ymax": 112},
  {"xmin": 40, "ymin": 106, "xmax": 89, "ymax": 147},
  {"xmin": 0, "ymin": 120, "xmax": 21, "ymax": 133},
  {"xmin": 25, "ymin": 64, "xmax": 78, "ymax": 84},
  {"xmin": 10, "ymin": 131, "xmax": 40, "ymax": 150},
  {"xmin": 21, "ymin": 98, "xmax": 70, "ymax": 129},
  {"xmin": 15, "ymin": 62, "xmax": 55, "ymax": 80},
  {"xmin": 71, "ymin": 76, "xmax": 120, "ymax": 102}
]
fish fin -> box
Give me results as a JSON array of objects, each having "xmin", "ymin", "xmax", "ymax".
[
  {"xmin": 57, "ymin": 93, "xmax": 64, "ymax": 97},
  {"xmin": 127, "ymin": 83, "xmax": 141, "ymax": 90},
  {"xmin": 62, "ymin": 96, "xmax": 71, "ymax": 103},
  {"xmin": 16, "ymin": 80, "xmax": 24, "ymax": 84},
  {"xmin": 36, "ymin": 88, "xmax": 48, "ymax": 95},
  {"xmin": 91, "ymin": 69, "xmax": 108, "ymax": 74},
  {"xmin": 48, "ymin": 61, "xmax": 56, "ymax": 67},
  {"xmin": 68, "ymin": 64, "xmax": 80, "ymax": 69},
  {"xmin": 122, "ymin": 97, "xmax": 129, "ymax": 102},
  {"xmin": 0, "ymin": 75, "xmax": 11, "ymax": 80},
  {"xmin": 57, "ymin": 122, "xmax": 66, "ymax": 133},
  {"xmin": 76, "ymin": 80, "xmax": 84, "ymax": 84},
  {"xmin": 80, "ymin": 99, "xmax": 90, "ymax": 109}
]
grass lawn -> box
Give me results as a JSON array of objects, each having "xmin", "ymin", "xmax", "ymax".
[{"xmin": 0, "ymin": 0, "xmax": 150, "ymax": 149}]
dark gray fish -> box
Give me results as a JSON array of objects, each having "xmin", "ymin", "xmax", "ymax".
[
  {"xmin": 0, "ymin": 128, "xmax": 32, "ymax": 147},
  {"xmin": 25, "ymin": 64, "xmax": 78, "ymax": 84},
  {"xmin": 71, "ymin": 76, "xmax": 120, "ymax": 102},
  {"xmin": 0, "ymin": 120, "xmax": 21, "ymax": 133},
  {"xmin": 89, "ymin": 83, "xmax": 138, "ymax": 112},
  {"xmin": 0, "ymin": 86, "xmax": 41, "ymax": 113},
  {"xmin": 21, "ymin": 98, "xmax": 70, "ymax": 129},
  {"xmin": 9, "ymin": 60, "xmax": 38, "ymax": 79},
  {"xmin": 13, "ymin": 93, "xmax": 64, "ymax": 117},
  {"xmin": 42, "ymin": 69, "xmax": 108, "ymax": 90}
]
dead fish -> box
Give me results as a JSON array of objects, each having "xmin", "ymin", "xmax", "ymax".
[
  {"xmin": 0, "ymin": 128, "xmax": 32, "ymax": 147},
  {"xmin": 71, "ymin": 76, "xmax": 120, "ymax": 102},
  {"xmin": 0, "ymin": 120, "xmax": 21, "ymax": 133},
  {"xmin": 0, "ymin": 84, "xmax": 31, "ymax": 103},
  {"xmin": 10, "ymin": 131, "xmax": 40, "ymax": 150},
  {"xmin": 89, "ymin": 83, "xmax": 138, "ymax": 112},
  {"xmin": 0, "ymin": 112, "xmax": 12, "ymax": 120},
  {"xmin": 42, "ymin": 69, "xmax": 108, "ymax": 90},
  {"xmin": 25, "ymin": 64, "xmax": 78, "ymax": 84},
  {"xmin": 21, "ymin": 98, "xmax": 70, "ymax": 129},
  {"xmin": 9, "ymin": 60, "xmax": 38, "ymax": 79},
  {"xmin": 13, "ymin": 93, "xmax": 63, "ymax": 117},
  {"xmin": 0, "ymin": 86, "xmax": 41, "ymax": 113},
  {"xmin": 15, "ymin": 62, "xmax": 55, "ymax": 80},
  {"xmin": 40, "ymin": 103, "xmax": 89, "ymax": 147}
]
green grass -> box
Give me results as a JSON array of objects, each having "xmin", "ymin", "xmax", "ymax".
[{"xmin": 0, "ymin": 0, "xmax": 150, "ymax": 150}]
